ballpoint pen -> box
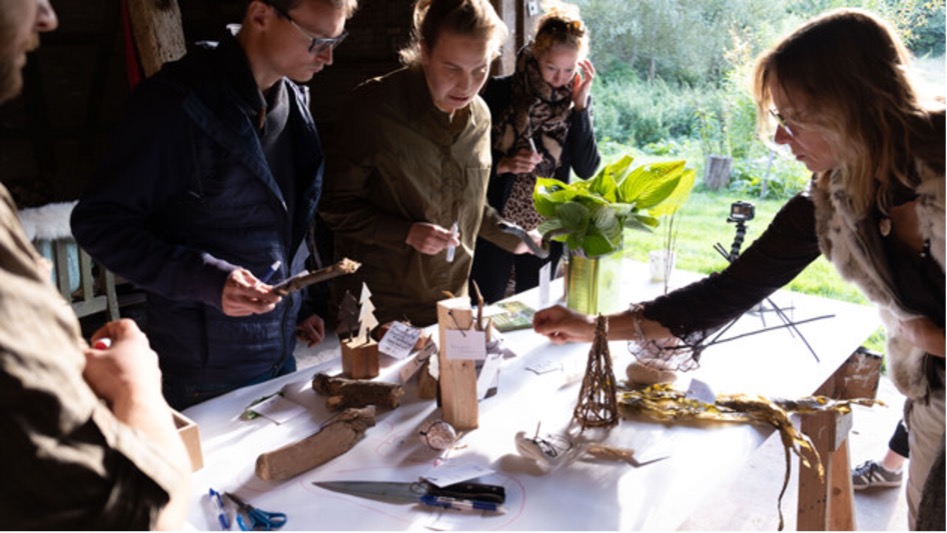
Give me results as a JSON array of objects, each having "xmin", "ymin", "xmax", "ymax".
[
  {"xmin": 259, "ymin": 260, "xmax": 281, "ymax": 284},
  {"xmin": 445, "ymin": 220, "xmax": 459, "ymax": 263},
  {"xmin": 420, "ymin": 494, "xmax": 503, "ymax": 512},
  {"xmin": 209, "ymin": 488, "xmax": 230, "ymax": 530}
]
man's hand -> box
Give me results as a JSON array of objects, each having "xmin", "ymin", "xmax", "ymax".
[
  {"xmin": 222, "ymin": 269, "xmax": 281, "ymax": 316},
  {"xmin": 533, "ymin": 304, "xmax": 596, "ymax": 344},
  {"xmin": 497, "ymin": 149, "xmax": 543, "ymax": 174},
  {"xmin": 84, "ymin": 319, "xmax": 164, "ymax": 417},
  {"xmin": 405, "ymin": 222, "xmax": 459, "ymax": 255},
  {"xmin": 297, "ymin": 314, "xmax": 326, "ymax": 347}
]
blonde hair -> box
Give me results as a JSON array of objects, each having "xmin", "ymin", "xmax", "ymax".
[
  {"xmin": 399, "ymin": 0, "xmax": 508, "ymax": 67},
  {"xmin": 752, "ymin": 8, "xmax": 944, "ymax": 216},
  {"xmin": 531, "ymin": 0, "xmax": 588, "ymax": 59}
]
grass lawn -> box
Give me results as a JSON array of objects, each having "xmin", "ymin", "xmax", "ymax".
[{"xmin": 620, "ymin": 187, "xmax": 887, "ymax": 353}]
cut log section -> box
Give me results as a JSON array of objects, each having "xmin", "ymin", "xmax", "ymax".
[
  {"xmin": 255, "ymin": 406, "xmax": 376, "ymax": 481},
  {"xmin": 312, "ymin": 373, "xmax": 404, "ymax": 410}
]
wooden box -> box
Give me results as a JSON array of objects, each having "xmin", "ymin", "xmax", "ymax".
[{"xmin": 172, "ymin": 409, "xmax": 203, "ymax": 471}]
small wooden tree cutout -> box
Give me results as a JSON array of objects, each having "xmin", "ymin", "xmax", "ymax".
[
  {"xmin": 336, "ymin": 290, "xmax": 360, "ymax": 341},
  {"xmin": 573, "ymin": 314, "xmax": 619, "ymax": 429},
  {"xmin": 357, "ymin": 283, "xmax": 378, "ymax": 344}
]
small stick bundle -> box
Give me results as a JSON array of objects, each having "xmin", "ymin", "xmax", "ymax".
[
  {"xmin": 312, "ymin": 373, "xmax": 404, "ymax": 410},
  {"xmin": 255, "ymin": 406, "xmax": 376, "ymax": 481},
  {"xmin": 573, "ymin": 315, "xmax": 619, "ymax": 429}
]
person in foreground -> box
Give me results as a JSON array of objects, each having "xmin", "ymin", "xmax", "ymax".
[
  {"xmin": 533, "ymin": 9, "xmax": 944, "ymax": 530},
  {"xmin": 469, "ymin": 0, "xmax": 600, "ymax": 303},
  {"xmin": 72, "ymin": 0, "xmax": 358, "ymax": 409},
  {"xmin": 320, "ymin": 0, "xmax": 539, "ymax": 326},
  {"xmin": 0, "ymin": 0, "xmax": 190, "ymax": 528}
]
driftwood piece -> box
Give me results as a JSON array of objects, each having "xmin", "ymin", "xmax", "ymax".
[
  {"xmin": 312, "ymin": 373, "xmax": 404, "ymax": 410},
  {"xmin": 272, "ymin": 258, "xmax": 361, "ymax": 296},
  {"xmin": 255, "ymin": 406, "xmax": 376, "ymax": 481}
]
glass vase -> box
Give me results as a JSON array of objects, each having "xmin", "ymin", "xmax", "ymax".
[{"xmin": 564, "ymin": 251, "xmax": 623, "ymax": 315}]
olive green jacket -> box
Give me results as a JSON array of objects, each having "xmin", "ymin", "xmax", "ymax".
[{"xmin": 321, "ymin": 67, "xmax": 520, "ymax": 326}]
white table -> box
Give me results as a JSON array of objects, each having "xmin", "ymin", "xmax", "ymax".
[{"xmin": 183, "ymin": 261, "xmax": 880, "ymax": 530}]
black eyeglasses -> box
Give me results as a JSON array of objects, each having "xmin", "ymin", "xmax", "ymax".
[
  {"xmin": 262, "ymin": 0, "xmax": 348, "ymax": 55},
  {"xmin": 769, "ymin": 108, "xmax": 795, "ymax": 137}
]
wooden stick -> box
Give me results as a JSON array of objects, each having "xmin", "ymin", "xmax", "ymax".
[
  {"xmin": 255, "ymin": 406, "xmax": 376, "ymax": 481},
  {"xmin": 272, "ymin": 258, "xmax": 361, "ymax": 296}
]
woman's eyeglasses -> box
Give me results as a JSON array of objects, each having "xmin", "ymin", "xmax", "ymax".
[
  {"xmin": 263, "ymin": 0, "xmax": 348, "ymax": 55},
  {"xmin": 769, "ymin": 108, "xmax": 795, "ymax": 137}
]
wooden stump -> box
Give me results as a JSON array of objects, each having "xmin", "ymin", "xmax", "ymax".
[{"xmin": 703, "ymin": 155, "xmax": 733, "ymax": 191}]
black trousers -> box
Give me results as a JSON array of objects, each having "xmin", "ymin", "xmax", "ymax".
[{"xmin": 469, "ymin": 238, "xmax": 562, "ymax": 304}]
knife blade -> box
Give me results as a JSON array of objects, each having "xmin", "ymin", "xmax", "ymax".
[{"xmin": 313, "ymin": 479, "xmax": 506, "ymax": 505}]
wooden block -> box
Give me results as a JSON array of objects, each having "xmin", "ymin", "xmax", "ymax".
[
  {"xmin": 437, "ymin": 297, "xmax": 478, "ymax": 430},
  {"xmin": 836, "ymin": 347, "xmax": 883, "ymax": 400},
  {"xmin": 341, "ymin": 338, "xmax": 379, "ymax": 379},
  {"xmin": 171, "ymin": 409, "xmax": 203, "ymax": 471}
]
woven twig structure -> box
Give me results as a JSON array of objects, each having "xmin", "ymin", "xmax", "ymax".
[{"xmin": 573, "ymin": 315, "xmax": 619, "ymax": 429}]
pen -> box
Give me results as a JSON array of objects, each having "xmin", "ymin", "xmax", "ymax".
[
  {"xmin": 445, "ymin": 220, "xmax": 459, "ymax": 263},
  {"xmin": 420, "ymin": 494, "xmax": 503, "ymax": 512},
  {"xmin": 209, "ymin": 488, "xmax": 230, "ymax": 530},
  {"xmin": 259, "ymin": 260, "xmax": 281, "ymax": 284}
]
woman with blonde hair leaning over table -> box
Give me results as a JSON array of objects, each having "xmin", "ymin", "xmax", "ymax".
[
  {"xmin": 532, "ymin": 9, "xmax": 944, "ymax": 529},
  {"xmin": 320, "ymin": 0, "xmax": 540, "ymax": 326}
]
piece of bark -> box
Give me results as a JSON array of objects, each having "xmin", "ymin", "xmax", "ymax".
[
  {"xmin": 312, "ymin": 373, "xmax": 404, "ymax": 410},
  {"xmin": 255, "ymin": 406, "xmax": 376, "ymax": 481}
]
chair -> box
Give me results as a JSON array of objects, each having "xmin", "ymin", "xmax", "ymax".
[{"xmin": 18, "ymin": 201, "xmax": 120, "ymax": 321}]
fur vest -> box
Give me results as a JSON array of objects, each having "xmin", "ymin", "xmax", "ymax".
[{"xmin": 812, "ymin": 160, "xmax": 945, "ymax": 400}]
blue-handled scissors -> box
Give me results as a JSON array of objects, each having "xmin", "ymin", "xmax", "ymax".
[{"xmin": 225, "ymin": 492, "xmax": 287, "ymax": 531}]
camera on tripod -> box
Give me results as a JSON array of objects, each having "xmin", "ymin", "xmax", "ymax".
[{"xmin": 727, "ymin": 201, "xmax": 755, "ymax": 223}]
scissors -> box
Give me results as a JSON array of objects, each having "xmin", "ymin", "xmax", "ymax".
[{"xmin": 225, "ymin": 492, "xmax": 287, "ymax": 531}]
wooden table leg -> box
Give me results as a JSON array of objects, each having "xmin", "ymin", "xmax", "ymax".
[{"xmin": 797, "ymin": 348, "xmax": 881, "ymax": 530}]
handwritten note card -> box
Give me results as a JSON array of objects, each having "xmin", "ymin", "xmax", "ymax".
[{"xmin": 378, "ymin": 321, "xmax": 422, "ymax": 360}]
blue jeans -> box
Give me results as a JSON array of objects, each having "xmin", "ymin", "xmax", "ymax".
[{"xmin": 163, "ymin": 356, "xmax": 297, "ymax": 410}]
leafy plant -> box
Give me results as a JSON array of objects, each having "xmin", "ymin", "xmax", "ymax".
[{"xmin": 533, "ymin": 155, "xmax": 695, "ymax": 258}]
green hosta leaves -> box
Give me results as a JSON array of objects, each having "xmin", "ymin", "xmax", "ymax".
[{"xmin": 532, "ymin": 155, "xmax": 694, "ymax": 257}]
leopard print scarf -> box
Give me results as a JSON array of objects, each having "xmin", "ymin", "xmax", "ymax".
[{"xmin": 494, "ymin": 45, "xmax": 573, "ymax": 230}]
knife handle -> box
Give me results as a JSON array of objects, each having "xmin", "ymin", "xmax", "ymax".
[{"xmin": 428, "ymin": 482, "xmax": 506, "ymax": 504}]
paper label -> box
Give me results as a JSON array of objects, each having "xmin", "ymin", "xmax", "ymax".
[
  {"xmin": 526, "ymin": 359, "xmax": 562, "ymax": 375},
  {"xmin": 249, "ymin": 394, "xmax": 308, "ymax": 424},
  {"xmin": 476, "ymin": 354, "xmax": 502, "ymax": 400},
  {"xmin": 685, "ymin": 378, "xmax": 716, "ymax": 404},
  {"xmin": 444, "ymin": 329, "xmax": 487, "ymax": 360},
  {"xmin": 378, "ymin": 321, "xmax": 422, "ymax": 360},
  {"xmin": 422, "ymin": 463, "xmax": 495, "ymax": 487},
  {"xmin": 539, "ymin": 262, "xmax": 551, "ymax": 307},
  {"xmin": 399, "ymin": 342, "xmax": 437, "ymax": 383}
]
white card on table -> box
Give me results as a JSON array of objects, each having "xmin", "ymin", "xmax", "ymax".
[
  {"xmin": 248, "ymin": 394, "xmax": 308, "ymax": 424},
  {"xmin": 378, "ymin": 321, "xmax": 422, "ymax": 360}
]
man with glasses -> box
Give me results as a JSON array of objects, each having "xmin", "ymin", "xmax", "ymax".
[{"xmin": 72, "ymin": 0, "xmax": 358, "ymax": 410}]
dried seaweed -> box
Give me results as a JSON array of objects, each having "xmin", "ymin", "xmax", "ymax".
[{"xmin": 618, "ymin": 384, "xmax": 881, "ymax": 530}]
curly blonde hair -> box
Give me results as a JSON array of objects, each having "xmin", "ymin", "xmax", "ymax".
[
  {"xmin": 399, "ymin": 0, "xmax": 508, "ymax": 67},
  {"xmin": 531, "ymin": 0, "xmax": 588, "ymax": 59},
  {"xmin": 752, "ymin": 8, "xmax": 944, "ymax": 216}
]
